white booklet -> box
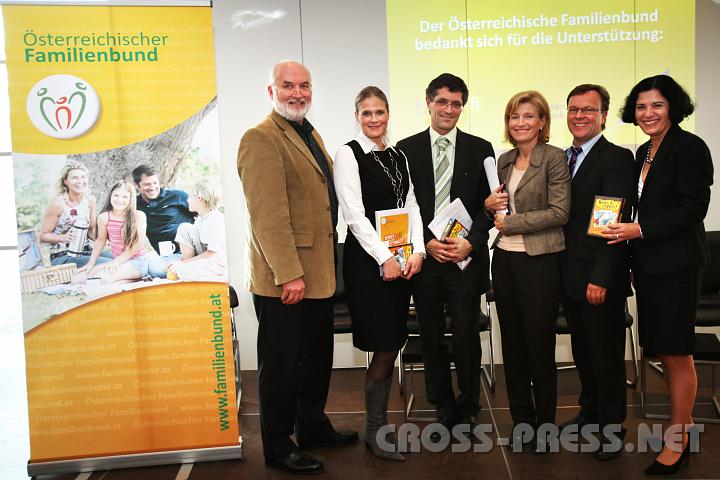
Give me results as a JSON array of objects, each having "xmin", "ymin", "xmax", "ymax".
[{"xmin": 428, "ymin": 198, "xmax": 472, "ymax": 270}]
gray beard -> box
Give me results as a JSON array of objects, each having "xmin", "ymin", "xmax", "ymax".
[{"xmin": 273, "ymin": 100, "xmax": 310, "ymax": 122}]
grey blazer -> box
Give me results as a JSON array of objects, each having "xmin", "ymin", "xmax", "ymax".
[{"xmin": 496, "ymin": 143, "xmax": 571, "ymax": 256}]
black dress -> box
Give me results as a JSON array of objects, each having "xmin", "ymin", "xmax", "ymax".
[{"xmin": 343, "ymin": 140, "xmax": 412, "ymax": 352}]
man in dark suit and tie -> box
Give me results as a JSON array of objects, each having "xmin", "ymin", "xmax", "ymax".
[
  {"xmin": 397, "ymin": 74, "xmax": 494, "ymax": 433},
  {"xmin": 559, "ymin": 84, "xmax": 635, "ymax": 461}
]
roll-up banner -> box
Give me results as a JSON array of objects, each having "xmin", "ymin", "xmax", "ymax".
[{"xmin": 2, "ymin": 3, "xmax": 241, "ymax": 476}]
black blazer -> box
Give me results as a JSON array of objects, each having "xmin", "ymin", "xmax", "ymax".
[
  {"xmin": 632, "ymin": 124, "xmax": 714, "ymax": 275},
  {"xmin": 397, "ymin": 128, "xmax": 494, "ymax": 293},
  {"xmin": 561, "ymin": 135, "xmax": 635, "ymax": 301}
]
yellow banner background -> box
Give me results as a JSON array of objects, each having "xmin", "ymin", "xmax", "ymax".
[{"xmin": 3, "ymin": 5, "xmax": 216, "ymax": 154}]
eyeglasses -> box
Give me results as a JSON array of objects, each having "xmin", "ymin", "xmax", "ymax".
[
  {"xmin": 434, "ymin": 98, "xmax": 464, "ymax": 110},
  {"xmin": 567, "ymin": 106, "xmax": 601, "ymax": 115},
  {"xmin": 278, "ymin": 82, "xmax": 312, "ymax": 94}
]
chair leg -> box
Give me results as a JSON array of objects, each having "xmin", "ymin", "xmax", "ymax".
[
  {"xmin": 640, "ymin": 353, "xmax": 649, "ymax": 418},
  {"xmin": 640, "ymin": 352, "xmax": 671, "ymax": 421},
  {"xmin": 230, "ymin": 310, "xmax": 242, "ymax": 410},
  {"xmin": 713, "ymin": 365, "xmax": 720, "ymax": 418},
  {"xmin": 398, "ymin": 346, "xmax": 405, "ymax": 396},
  {"xmin": 627, "ymin": 323, "xmax": 639, "ymax": 388},
  {"xmin": 482, "ymin": 299, "xmax": 496, "ymax": 392},
  {"xmin": 649, "ymin": 360, "xmax": 664, "ymax": 375}
]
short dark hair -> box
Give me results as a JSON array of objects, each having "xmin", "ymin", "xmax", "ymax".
[
  {"xmin": 132, "ymin": 164, "xmax": 158, "ymax": 184},
  {"xmin": 567, "ymin": 84, "xmax": 610, "ymax": 130},
  {"xmin": 425, "ymin": 73, "xmax": 469, "ymax": 105},
  {"xmin": 620, "ymin": 74, "xmax": 694, "ymax": 125},
  {"xmin": 567, "ymin": 84, "xmax": 610, "ymax": 112},
  {"xmin": 355, "ymin": 86, "xmax": 389, "ymax": 113}
]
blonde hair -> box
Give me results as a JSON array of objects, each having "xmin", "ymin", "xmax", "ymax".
[
  {"xmin": 56, "ymin": 162, "xmax": 90, "ymax": 195},
  {"xmin": 101, "ymin": 180, "xmax": 139, "ymax": 249},
  {"xmin": 191, "ymin": 179, "xmax": 221, "ymax": 210},
  {"xmin": 503, "ymin": 90, "xmax": 551, "ymax": 146}
]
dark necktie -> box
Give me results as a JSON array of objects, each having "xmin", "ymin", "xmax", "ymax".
[{"xmin": 568, "ymin": 146, "xmax": 582, "ymax": 176}]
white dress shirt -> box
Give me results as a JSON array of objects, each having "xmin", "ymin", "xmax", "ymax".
[{"xmin": 334, "ymin": 132, "xmax": 426, "ymax": 266}]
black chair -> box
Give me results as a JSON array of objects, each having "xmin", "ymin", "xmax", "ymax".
[
  {"xmin": 229, "ymin": 285, "xmax": 242, "ymax": 410},
  {"xmin": 640, "ymin": 231, "xmax": 720, "ymax": 423},
  {"xmin": 398, "ymin": 292, "xmax": 496, "ymax": 421},
  {"xmin": 333, "ymin": 243, "xmax": 369, "ymax": 367},
  {"xmin": 555, "ymin": 301, "xmax": 639, "ymax": 387}
]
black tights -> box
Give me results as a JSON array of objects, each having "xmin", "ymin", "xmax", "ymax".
[{"xmin": 367, "ymin": 351, "xmax": 399, "ymax": 382}]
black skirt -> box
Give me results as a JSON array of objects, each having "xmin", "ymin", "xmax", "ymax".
[
  {"xmin": 635, "ymin": 266, "xmax": 700, "ymax": 355},
  {"xmin": 343, "ymin": 233, "xmax": 409, "ymax": 352}
]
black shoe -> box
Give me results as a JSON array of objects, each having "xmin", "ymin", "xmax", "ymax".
[
  {"xmin": 594, "ymin": 432, "xmax": 625, "ymax": 462},
  {"xmin": 456, "ymin": 416, "xmax": 477, "ymax": 439},
  {"xmin": 533, "ymin": 438, "xmax": 551, "ymax": 455},
  {"xmin": 505, "ymin": 429, "xmax": 535, "ymax": 453},
  {"xmin": 558, "ymin": 413, "xmax": 596, "ymax": 431},
  {"xmin": 298, "ymin": 429, "xmax": 359, "ymax": 449},
  {"xmin": 265, "ymin": 452, "xmax": 324, "ymax": 475},
  {"xmin": 645, "ymin": 443, "xmax": 690, "ymax": 476},
  {"xmin": 429, "ymin": 416, "xmax": 456, "ymax": 443}
]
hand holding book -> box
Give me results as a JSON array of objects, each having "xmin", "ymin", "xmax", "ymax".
[{"xmin": 600, "ymin": 222, "xmax": 643, "ymax": 245}]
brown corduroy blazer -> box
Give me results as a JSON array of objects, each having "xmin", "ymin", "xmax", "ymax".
[{"xmin": 237, "ymin": 110, "xmax": 336, "ymax": 298}]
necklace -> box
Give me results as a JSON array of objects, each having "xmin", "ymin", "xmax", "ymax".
[
  {"xmin": 371, "ymin": 147, "xmax": 404, "ymax": 208},
  {"xmin": 644, "ymin": 140, "xmax": 654, "ymax": 164}
]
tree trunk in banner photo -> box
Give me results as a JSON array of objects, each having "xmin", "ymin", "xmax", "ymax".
[{"xmin": 69, "ymin": 98, "xmax": 217, "ymax": 200}]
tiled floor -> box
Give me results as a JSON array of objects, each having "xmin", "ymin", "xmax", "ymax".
[{"xmin": 22, "ymin": 363, "xmax": 720, "ymax": 480}]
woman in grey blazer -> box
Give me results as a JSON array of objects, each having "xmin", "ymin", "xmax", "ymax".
[{"xmin": 485, "ymin": 90, "xmax": 571, "ymax": 452}]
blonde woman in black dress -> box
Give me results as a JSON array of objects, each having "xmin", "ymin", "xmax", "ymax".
[{"xmin": 334, "ymin": 86, "xmax": 425, "ymax": 461}]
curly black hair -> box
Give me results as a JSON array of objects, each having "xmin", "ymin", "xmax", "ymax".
[{"xmin": 620, "ymin": 74, "xmax": 694, "ymax": 125}]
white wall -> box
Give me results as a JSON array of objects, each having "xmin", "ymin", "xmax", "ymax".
[
  {"xmin": 213, "ymin": 0, "xmax": 392, "ymax": 369},
  {"xmin": 215, "ymin": 0, "xmax": 720, "ymax": 370}
]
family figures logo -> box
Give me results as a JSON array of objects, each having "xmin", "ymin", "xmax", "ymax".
[{"xmin": 26, "ymin": 74, "xmax": 100, "ymax": 139}]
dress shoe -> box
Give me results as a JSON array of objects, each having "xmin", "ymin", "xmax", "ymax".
[
  {"xmin": 558, "ymin": 413, "xmax": 596, "ymax": 431},
  {"xmin": 533, "ymin": 438, "xmax": 552, "ymax": 455},
  {"xmin": 505, "ymin": 429, "xmax": 535, "ymax": 453},
  {"xmin": 644, "ymin": 443, "xmax": 690, "ymax": 476},
  {"xmin": 297, "ymin": 429, "xmax": 359, "ymax": 449},
  {"xmin": 429, "ymin": 416, "xmax": 456, "ymax": 443},
  {"xmin": 265, "ymin": 451, "xmax": 324, "ymax": 475},
  {"xmin": 593, "ymin": 431, "xmax": 626, "ymax": 462},
  {"xmin": 456, "ymin": 416, "xmax": 477, "ymax": 439}
]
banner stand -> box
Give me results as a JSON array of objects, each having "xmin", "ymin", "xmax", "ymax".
[{"xmin": 28, "ymin": 441, "xmax": 243, "ymax": 477}]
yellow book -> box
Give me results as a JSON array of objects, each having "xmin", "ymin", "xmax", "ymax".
[{"xmin": 587, "ymin": 195, "xmax": 624, "ymax": 237}]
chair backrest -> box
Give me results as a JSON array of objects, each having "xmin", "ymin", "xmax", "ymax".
[
  {"xmin": 556, "ymin": 301, "xmax": 634, "ymax": 334},
  {"xmin": 701, "ymin": 231, "xmax": 720, "ymax": 294},
  {"xmin": 228, "ymin": 285, "xmax": 239, "ymax": 309},
  {"xmin": 333, "ymin": 243, "xmax": 352, "ymax": 334},
  {"xmin": 334, "ymin": 242, "xmax": 346, "ymax": 301}
]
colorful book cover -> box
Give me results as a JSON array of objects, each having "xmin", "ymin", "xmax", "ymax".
[
  {"xmin": 375, "ymin": 208, "xmax": 410, "ymax": 247},
  {"xmin": 441, "ymin": 218, "xmax": 469, "ymax": 241},
  {"xmin": 587, "ymin": 195, "xmax": 624, "ymax": 237}
]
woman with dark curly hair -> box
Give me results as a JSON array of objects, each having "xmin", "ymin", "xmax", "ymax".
[{"xmin": 604, "ymin": 75, "xmax": 713, "ymax": 476}]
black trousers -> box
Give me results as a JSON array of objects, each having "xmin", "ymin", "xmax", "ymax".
[
  {"xmin": 492, "ymin": 248, "xmax": 560, "ymax": 427},
  {"xmin": 562, "ymin": 292, "xmax": 627, "ymax": 426},
  {"xmin": 253, "ymin": 294, "xmax": 334, "ymax": 459},
  {"xmin": 412, "ymin": 261, "xmax": 482, "ymax": 419}
]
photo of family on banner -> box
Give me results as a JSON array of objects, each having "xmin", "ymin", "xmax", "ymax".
[{"xmin": 14, "ymin": 105, "xmax": 227, "ymax": 332}]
